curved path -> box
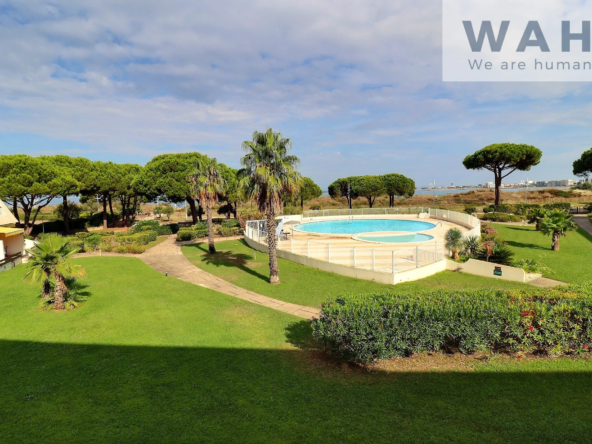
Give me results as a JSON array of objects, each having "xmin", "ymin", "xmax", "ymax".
[
  {"xmin": 574, "ymin": 214, "xmax": 592, "ymax": 237},
  {"xmin": 138, "ymin": 236, "xmax": 320, "ymax": 320}
]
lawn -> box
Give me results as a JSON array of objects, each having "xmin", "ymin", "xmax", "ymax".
[
  {"xmin": 492, "ymin": 224, "xmax": 592, "ymax": 284},
  {"xmin": 1, "ymin": 257, "xmax": 592, "ymax": 443},
  {"xmin": 182, "ymin": 240, "xmax": 529, "ymax": 307}
]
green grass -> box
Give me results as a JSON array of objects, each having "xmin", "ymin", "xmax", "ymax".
[
  {"xmin": 183, "ymin": 240, "xmax": 529, "ymax": 307},
  {"xmin": 492, "ymin": 224, "xmax": 592, "ymax": 284},
  {"xmin": 2, "ymin": 257, "xmax": 592, "ymax": 443}
]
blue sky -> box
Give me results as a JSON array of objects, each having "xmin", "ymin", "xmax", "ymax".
[{"xmin": 0, "ymin": 0, "xmax": 589, "ymax": 189}]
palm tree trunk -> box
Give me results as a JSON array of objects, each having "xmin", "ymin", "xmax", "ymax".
[
  {"xmin": 552, "ymin": 231, "xmax": 560, "ymax": 251},
  {"xmin": 207, "ymin": 205, "xmax": 216, "ymax": 254},
  {"xmin": 266, "ymin": 208, "xmax": 280, "ymax": 284},
  {"xmin": 53, "ymin": 274, "xmax": 66, "ymax": 310},
  {"xmin": 42, "ymin": 278, "xmax": 51, "ymax": 299}
]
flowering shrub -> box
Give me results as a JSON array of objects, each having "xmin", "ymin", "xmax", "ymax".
[{"xmin": 312, "ymin": 284, "xmax": 592, "ymax": 364}]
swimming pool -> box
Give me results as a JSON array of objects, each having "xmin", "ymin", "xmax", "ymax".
[
  {"xmin": 294, "ymin": 219, "xmax": 436, "ymax": 235},
  {"xmin": 357, "ymin": 233, "xmax": 434, "ymax": 243}
]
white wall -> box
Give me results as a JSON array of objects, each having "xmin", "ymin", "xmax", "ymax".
[{"xmin": 446, "ymin": 258, "xmax": 526, "ymax": 283}]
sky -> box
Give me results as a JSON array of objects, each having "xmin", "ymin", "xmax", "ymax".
[{"xmin": 0, "ymin": 0, "xmax": 590, "ymax": 189}]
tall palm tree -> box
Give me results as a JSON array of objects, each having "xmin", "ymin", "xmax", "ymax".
[
  {"xmin": 540, "ymin": 210, "xmax": 577, "ymax": 251},
  {"xmin": 190, "ymin": 157, "xmax": 226, "ymax": 254},
  {"xmin": 239, "ymin": 129, "xmax": 302, "ymax": 284},
  {"xmin": 24, "ymin": 234, "xmax": 87, "ymax": 310}
]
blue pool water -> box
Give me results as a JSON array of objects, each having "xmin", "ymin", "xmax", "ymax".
[
  {"xmin": 358, "ymin": 234, "xmax": 434, "ymax": 243},
  {"xmin": 295, "ymin": 219, "xmax": 436, "ymax": 235}
]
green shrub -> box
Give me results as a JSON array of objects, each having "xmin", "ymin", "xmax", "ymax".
[
  {"xmin": 66, "ymin": 239, "xmax": 85, "ymax": 253},
  {"xmin": 75, "ymin": 232, "xmax": 92, "ymax": 239},
  {"xmin": 543, "ymin": 202, "xmax": 571, "ymax": 213},
  {"xmin": 312, "ymin": 285, "xmax": 592, "ymax": 364},
  {"xmin": 177, "ymin": 229, "xmax": 195, "ymax": 242},
  {"xmin": 310, "ymin": 204, "xmax": 321, "ymax": 211},
  {"xmin": 131, "ymin": 220, "xmax": 160, "ymax": 233},
  {"xmin": 513, "ymin": 259, "xmax": 552, "ymax": 274},
  {"xmin": 194, "ymin": 221, "xmax": 208, "ymax": 230},
  {"xmin": 101, "ymin": 243, "xmax": 113, "ymax": 252},
  {"xmin": 478, "ymin": 213, "xmax": 523, "ymax": 223},
  {"xmin": 85, "ymin": 234, "xmax": 102, "ymax": 250},
  {"xmin": 464, "ymin": 206, "xmax": 477, "ymax": 215},
  {"xmin": 221, "ymin": 219, "xmax": 240, "ymax": 228},
  {"xmin": 217, "ymin": 226, "xmax": 242, "ymax": 237},
  {"xmin": 115, "ymin": 245, "xmax": 128, "ymax": 254},
  {"xmin": 482, "ymin": 207, "xmax": 493, "ymax": 214},
  {"xmin": 487, "ymin": 204, "xmax": 540, "ymax": 215},
  {"xmin": 128, "ymin": 244, "xmax": 147, "ymax": 254},
  {"xmin": 282, "ymin": 205, "xmax": 302, "ymax": 215},
  {"xmin": 194, "ymin": 228, "xmax": 208, "ymax": 238},
  {"xmin": 97, "ymin": 231, "xmax": 115, "ymax": 236}
]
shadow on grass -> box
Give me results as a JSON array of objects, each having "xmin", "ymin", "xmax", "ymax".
[
  {"xmin": 506, "ymin": 241, "xmax": 549, "ymax": 251},
  {"xmin": 1, "ymin": 339, "xmax": 592, "ymax": 442},
  {"xmin": 184, "ymin": 242, "xmax": 269, "ymax": 282}
]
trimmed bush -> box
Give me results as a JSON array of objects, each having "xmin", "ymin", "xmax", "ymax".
[
  {"xmin": 177, "ymin": 229, "xmax": 195, "ymax": 242},
  {"xmin": 310, "ymin": 204, "xmax": 321, "ymax": 211},
  {"xmin": 312, "ymin": 285, "xmax": 592, "ymax": 364},
  {"xmin": 543, "ymin": 202, "xmax": 571, "ymax": 213},
  {"xmin": 131, "ymin": 220, "xmax": 178, "ymax": 235},
  {"xmin": 487, "ymin": 204, "xmax": 540, "ymax": 215},
  {"xmin": 221, "ymin": 219, "xmax": 240, "ymax": 228},
  {"xmin": 75, "ymin": 232, "xmax": 92, "ymax": 239},
  {"xmin": 217, "ymin": 226, "xmax": 242, "ymax": 237},
  {"xmin": 464, "ymin": 206, "xmax": 477, "ymax": 215},
  {"xmin": 478, "ymin": 213, "xmax": 523, "ymax": 223},
  {"xmin": 66, "ymin": 239, "xmax": 85, "ymax": 253},
  {"xmin": 85, "ymin": 234, "xmax": 102, "ymax": 250}
]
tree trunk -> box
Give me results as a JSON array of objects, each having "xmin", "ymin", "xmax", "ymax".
[
  {"xmin": 187, "ymin": 197, "xmax": 198, "ymax": 224},
  {"xmin": 53, "ymin": 274, "xmax": 66, "ymax": 310},
  {"xmin": 206, "ymin": 205, "xmax": 216, "ymax": 254},
  {"xmin": 232, "ymin": 202, "xmax": 238, "ymax": 219},
  {"xmin": 102, "ymin": 198, "xmax": 108, "ymax": 231},
  {"xmin": 266, "ymin": 207, "xmax": 280, "ymax": 284},
  {"xmin": 108, "ymin": 196, "xmax": 114, "ymax": 227},
  {"xmin": 453, "ymin": 250, "xmax": 460, "ymax": 260},
  {"xmin": 494, "ymin": 172, "xmax": 502, "ymax": 206},
  {"xmin": 62, "ymin": 196, "xmax": 70, "ymax": 235},
  {"xmin": 42, "ymin": 278, "xmax": 51, "ymax": 299},
  {"xmin": 13, "ymin": 201, "xmax": 20, "ymax": 224},
  {"xmin": 552, "ymin": 231, "xmax": 560, "ymax": 251},
  {"xmin": 198, "ymin": 204, "xmax": 204, "ymax": 222},
  {"xmin": 301, "ymin": 195, "xmax": 304, "ymax": 209}
]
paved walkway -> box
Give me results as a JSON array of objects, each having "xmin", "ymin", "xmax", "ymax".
[
  {"xmin": 528, "ymin": 277, "xmax": 568, "ymax": 288},
  {"xmin": 574, "ymin": 214, "xmax": 592, "ymax": 237},
  {"xmin": 138, "ymin": 236, "xmax": 320, "ymax": 320}
]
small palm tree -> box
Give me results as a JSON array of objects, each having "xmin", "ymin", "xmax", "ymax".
[
  {"xmin": 527, "ymin": 207, "xmax": 549, "ymax": 231},
  {"xmin": 445, "ymin": 228, "xmax": 464, "ymax": 260},
  {"xmin": 24, "ymin": 234, "xmax": 87, "ymax": 310},
  {"xmin": 463, "ymin": 235, "xmax": 481, "ymax": 258},
  {"xmin": 540, "ymin": 210, "xmax": 577, "ymax": 251},
  {"xmin": 190, "ymin": 158, "xmax": 226, "ymax": 254},
  {"xmin": 239, "ymin": 129, "xmax": 302, "ymax": 284}
]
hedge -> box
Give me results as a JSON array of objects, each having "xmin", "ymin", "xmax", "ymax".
[
  {"xmin": 543, "ymin": 202, "xmax": 571, "ymax": 213},
  {"xmin": 131, "ymin": 220, "xmax": 179, "ymax": 235},
  {"xmin": 486, "ymin": 204, "xmax": 540, "ymax": 215},
  {"xmin": 478, "ymin": 213, "xmax": 523, "ymax": 222},
  {"xmin": 312, "ymin": 285, "xmax": 592, "ymax": 364}
]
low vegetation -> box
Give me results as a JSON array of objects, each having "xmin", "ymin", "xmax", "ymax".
[{"xmin": 313, "ymin": 284, "xmax": 592, "ymax": 365}]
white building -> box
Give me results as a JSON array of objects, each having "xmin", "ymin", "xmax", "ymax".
[{"xmin": 0, "ymin": 200, "xmax": 25, "ymax": 273}]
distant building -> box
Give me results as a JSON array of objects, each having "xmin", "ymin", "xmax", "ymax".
[
  {"xmin": 0, "ymin": 200, "xmax": 25, "ymax": 273},
  {"xmin": 485, "ymin": 182, "xmax": 494, "ymax": 188},
  {"xmin": 536, "ymin": 181, "xmax": 548, "ymax": 187}
]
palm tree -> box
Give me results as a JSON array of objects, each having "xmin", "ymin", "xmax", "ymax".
[
  {"xmin": 24, "ymin": 234, "xmax": 87, "ymax": 310},
  {"xmin": 527, "ymin": 207, "xmax": 549, "ymax": 231},
  {"xmin": 540, "ymin": 210, "xmax": 577, "ymax": 251},
  {"xmin": 463, "ymin": 235, "xmax": 481, "ymax": 258},
  {"xmin": 190, "ymin": 157, "xmax": 226, "ymax": 254},
  {"xmin": 239, "ymin": 129, "xmax": 302, "ymax": 284},
  {"xmin": 445, "ymin": 228, "xmax": 464, "ymax": 260}
]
